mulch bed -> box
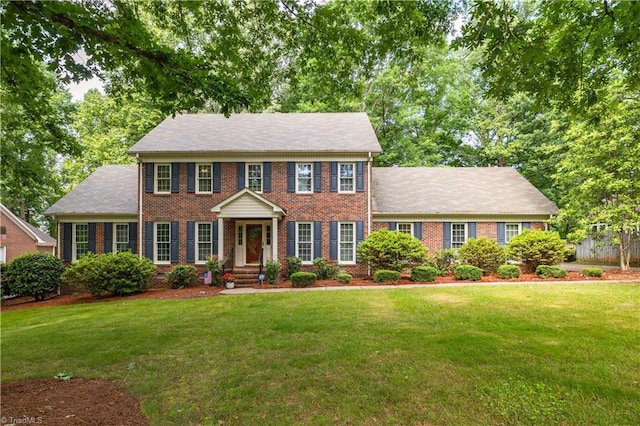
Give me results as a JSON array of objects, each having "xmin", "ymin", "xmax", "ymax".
[{"xmin": 2, "ymin": 268, "xmax": 638, "ymax": 425}]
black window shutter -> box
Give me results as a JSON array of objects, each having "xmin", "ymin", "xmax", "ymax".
[
  {"xmin": 88, "ymin": 223, "xmax": 96, "ymax": 253},
  {"xmin": 187, "ymin": 163, "xmax": 196, "ymax": 193},
  {"xmin": 186, "ymin": 221, "xmax": 195, "ymax": 263},
  {"xmin": 237, "ymin": 162, "xmax": 245, "ymax": 191},
  {"xmin": 171, "ymin": 163, "xmax": 179, "ymax": 193},
  {"xmin": 63, "ymin": 223, "xmax": 72, "ymax": 262},
  {"xmin": 287, "ymin": 221, "xmax": 296, "ymax": 257},
  {"xmin": 356, "ymin": 161, "xmax": 365, "ymax": 192},
  {"xmin": 329, "ymin": 221, "xmax": 338, "ymax": 260},
  {"xmin": 144, "ymin": 221, "xmax": 154, "ymax": 260},
  {"xmin": 468, "ymin": 222, "xmax": 477, "ymax": 239},
  {"xmin": 287, "ymin": 162, "xmax": 296, "ymax": 193},
  {"xmin": 104, "ymin": 222, "xmax": 113, "ymax": 253},
  {"xmin": 145, "ymin": 163, "xmax": 154, "ymax": 193},
  {"xmin": 213, "ymin": 163, "xmax": 221, "ymax": 193},
  {"xmin": 128, "ymin": 222, "xmax": 137, "ymax": 254},
  {"xmin": 389, "ymin": 222, "xmax": 397, "ymax": 231},
  {"xmin": 356, "ymin": 221, "xmax": 364, "ymax": 245},
  {"xmin": 263, "ymin": 162, "xmax": 272, "ymax": 192},
  {"xmin": 497, "ymin": 222, "xmax": 506, "ymax": 245},
  {"xmin": 443, "ymin": 222, "xmax": 451, "ymax": 249},
  {"xmin": 330, "ymin": 162, "xmax": 338, "ymax": 192},
  {"xmin": 170, "ymin": 221, "xmax": 179, "ymax": 262},
  {"xmin": 313, "ymin": 221, "xmax": 322, "ymax": 259},
  {"xmin": 212, "ymin": 221, "xmax": 219, "ymax": 255},
  {"xmin": 413, "ymin": 222, "xmax": 423, "ymax": 241},
  {"xmin": 314, "ymin": 162, "xmax": 322, "ymax": 193}
]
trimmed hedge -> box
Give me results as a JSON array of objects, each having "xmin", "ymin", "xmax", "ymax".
[
  {"xmin": 581, "ymin": 267, "xmax": 604, "ymax": 277},
  {"xmin": 291, "ymin": 271, "xmax": 316, "ymax": 287},
  {"xmin": 313, "ymin": 257, "xmax": 340, "ymax": 280},
  {"xmin": 508, "ymin": 230, "xmax": 567, "ymax": 272},
  {"xmin": 3, "ymin": 253, "xmax": 64, "ymax": 301},
  {"xmin": 374, "ymin": 270, "xmax": 401, "ymax": 283},
  {"xmin": 286, "ymin": 256, "xmax": 302, "ymax": 279},
  {"xmin": 358, "ymin": 229, "xmax": 428, "ymax": 272},
  {"xmin": 497, "ymin": 264, "xmax": 521, "ymax": 279},
  {"xmin": 165, "ymin": 265, "xmax": 198, "ymax": 289},
  {"xmin": 535, "ymin": 265, "xmax": 567, "ymax": 279},
  {"xmin": 265, "ymin": 259, "xmax": 281, "ymax": 285},
  {"xmin": 454, "ymin": 265, "xmax": 483, "ymax": 281},
  {"xmin": 336, "ymin": 273, "xmax": 352, "ymax": 284},
  {"xmin": 411, "ymin": 266, "xmax": 438, "ymax": 282},
  {"xmin": 458, "ymin": 237, "xmax": 506, "ymax": 273}
]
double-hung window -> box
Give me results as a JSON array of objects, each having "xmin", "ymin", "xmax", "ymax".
[
  {"xmin": 197, "ymin": 164, "xmax": 212, "ymax": 193},
  {"xmin": 74, "ymin": 223, "xmax": 89, "ymax": 260},
  {"xmin": 297, "ymin": 163, "xmax": 313, "ymax": 193},
  {"xmin": 114, "ymin": 223, "xmax": 129, "ymax": 253},
  {"xmin": 155, "ymin": 164, "xmax": 171, "ymax": 193},
  {"xmin": 247, "ymin": 163, "xmax": 263, "ymax": 192},
  {"xmin": 505, "ymin": 223, "xmax": 521, "ymax": 244},
  {"xmin": 296, "ymin": 222, "xmax": 313, "ymax": 263},
  {"xmin": 451, "ymin": 223, "xmax": 467, "ymax": 249},
  {"xmin": 197, "ymin": 222, "xmax": 212, "ymax": 263},
  {"xmin": 155, "ymin": 222, "xmax": 170, "ymax": 263},
  {"xmin": 397, "ymin": 223, "xmax": 413, "ymax": 236},
  {"xmin": 339, "ymin": 222, "xmax": 355, "ymax": 263},
  {"xmin": 339, "ymin": 163, "xmax": 354, "ymax": 193}
]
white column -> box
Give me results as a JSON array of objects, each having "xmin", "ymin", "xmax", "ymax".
[
  {"xmin": 272, "ymin": 217, "xmax": 278, "ymax": 261},
  {"xmin": 218, "ymin": 217, "xmax": 224, "ymax": 261}
]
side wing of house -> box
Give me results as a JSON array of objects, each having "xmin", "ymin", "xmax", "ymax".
[{"xmin": 0, "ymin": 203, "xmax": 56, "ymax": 263}]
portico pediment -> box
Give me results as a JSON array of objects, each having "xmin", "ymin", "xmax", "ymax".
[{"xmin": 211, "ymin": 188, "xmax": 285, "ymax": 219}]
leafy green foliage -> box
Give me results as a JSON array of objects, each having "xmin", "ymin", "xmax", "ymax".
[
  {"xmin": 497, "ymin": 265, "xmax": 521, "ymax": 279},
  {"xmin": 290, "ymin": 272, "xmax": 316, "ymax": 288},
  {"xmin": 357, "ymin": 229, "xmax": 428, "ymax": 272},
  {"xmin": 454, "ymin": 265, "xmax": 483, "ymax": 281},
  {"xmin": 265, "ymin": 260, "xmax": 281, "ymax": 285},
  {"xmin": 535, "ymin": 266, "xmax": 567, "ymax": 279},
  {"xmin": 433, "ymin": 248, "xmax": 458, "ymax": 275},
  {"xmin": 458, "ymin": 237, "xmax": 506, "ymax": 273},
  {"xmin": 165, "ymin": 265, "xmax": 198, "ymax": 289},
  {"xmin": 373, "ymin": 270, "xmax": 401, "ymax": 284},
  {"xmin": 4, "ymin": 253, "xmax": 64, "ymax": 301},
  {"xmin": 63, "ymin": 252, "xmax": 156, "ymax": 297},
  {"xmin": 508, "ymin": 230, "xmax": 568, "ymax": 273},
  {"xmin": 206, "ymin": 257, "xmax": 223, "ymax": 287},
  {"xmin": 285, "ymin": 256, "xmax": 302, "ymax": 279},
  {"xmin": 581, "ymin": 267, "xmax": 604, "ymax": 278},
  {"xmin": 336, "ymin": 273, "xmax": 352, "ymax": 284},
  {"xmin": 312, "ymin": 257, "xmax": 340, "ymax": 280},
  {"xmin": 411, "ymin": 266, "xmax": 438, "ymax": 283}
]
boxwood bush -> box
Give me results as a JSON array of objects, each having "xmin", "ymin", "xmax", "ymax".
[
  {"xmin": 535, "ymin": 265, "xmax": 567, "ymax": 279},
  {"xmin": 508, "ymin": 230, "xmax": 567, "ymax": 272},
  {"xmin": 581, "ymin": 267, "xmax": 604, "ymax": 277},
  {"xmin": 286, "ymin": 256, "xmax": 302, "ymax": 279},
  {"xmin": 458, "ymin": 237, "xmax": 506, "ymax": 273},
  {"xmin": 313, "ymin": 257, "xmax": 340, "ymax": 280},
  {"xmin": 336, "ymin": 273, "xmax": 352, "ymax": 284},
  {"xmin": 291, "ymin": 271, "xmax": 316, "ymax": 287},
  {"xmin": 165, "ymin": 265, "xmax": 198, "ymax": 289},
  {"xmin": 433, "ymin": 248, "xmax": 457, "ymax": 275},
  {"xmin": 454, "ymin": 265, "xmax": 483, "ymax": 281},
  {"xmin": 374, "ymin": 270, "xmax": 401, "ymax": 283},
  {"xmin": 358, "ymin": 229, "xmax": 428, "ymax": 272},
  {"xmin": 265, "ymin": 259, "xmax": 281, "ymax": 285},
  {"xmin": 4, "ymin": 253, "xmax": 64, "ymax": 301},
  {"xmin": 411, "ymin": 266, "xmax": 438, "ymax": 282},
  {"xmin": 497, "ymin": 264, "xmax": 521, "ymax": 279}
]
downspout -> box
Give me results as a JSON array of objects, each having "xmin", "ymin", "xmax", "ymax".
[
  {"xmin": 138, "ymin": 154, "xmax": 143, "ymax": 258},
  {"xmin": 367, "ymin": 152, "xmax": 372, "ymax": 237}
]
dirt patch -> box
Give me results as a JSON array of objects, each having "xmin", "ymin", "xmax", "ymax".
[{"xmin": 0, "ymin": 377, "xmax": 149, "ymax": 425}]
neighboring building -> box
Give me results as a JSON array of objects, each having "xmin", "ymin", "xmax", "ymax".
[
  {"xmin": 45, "ymin": 113, "xmax": 558, "ymax": 278},
  {"xmin": 0, "ymin": 203, "xmax": 56, "ymax": 264}
]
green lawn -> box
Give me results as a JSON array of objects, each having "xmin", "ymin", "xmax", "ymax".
[{"xmin": 2, "ymin": 283, "xmax": 639, "ymax": 425}]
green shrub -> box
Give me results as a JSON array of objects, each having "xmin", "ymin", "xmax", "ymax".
[
  {"xmin": 165, "ymin": 265, "xmax": 198, "ymax": 289},
  {"xmin": 433, "ymin": 248, "xmax": 457, "ymax": 275},
  {"xmin": 265, "ymin": 259, "xmax": 281, "ymax": 285},
  {"xmin": 336, "ymin": 273, "xmax": 352, "ymax": 284},
  {"xmin": 507, "ymin": 230, "xmax": 567, "ymax": 272},
  {"xmin": 581, "ymin": 267, "xmax": 604, "ymax": 278},
  {"xmin": 458, "ymin": 237, "xmax": 506, "ymax": 273},
  {"xmin": 206, "ymin": 256, "xmax": 223, "ymax": 286},
  {"xmin": 313, "ymin": 257, "xmax": 340, "ymax": 280},
  {"xmin": 291, "ymin": 271, "xmax": 316, "ymax": 287},
  {"xmin": 411, "ymin": 266, "xmax": 438, "ymax": 282},
  {"xmin": 64, "ymin": 251, "xmax": 156, "ymax": 297},
  {"xmin": 357, "ymin": 229, "xmax": 428, "ymax": 272},
  {"xmin": 4, "ymin": 253, "xmax": 64, "ymax": 301},
  {"xmin": 286, "ymin": 256, "xmax": 302, "ymax": 279},
  {"xmin": 535, "ymin": 265, "xmax": 567, "ymax": 279},
  {"xmin": 497, "ymin": 264, "xmax": 521, "ymax": 279},
  {"xmin": 374, "ymin": 269, "xmax": 401, "ymax": 283},
  {"xmin": 454, "ymin": 265, "xmax": 483, "ymax": 281}
]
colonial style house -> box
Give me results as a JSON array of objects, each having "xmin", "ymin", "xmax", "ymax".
[
  {"xmin": 1, "ymin": 203, "xmax": 56, "ymax": 264},
  {"xmin": 45, "ymin": 113, "xmax": 557, "ymax": 280}
]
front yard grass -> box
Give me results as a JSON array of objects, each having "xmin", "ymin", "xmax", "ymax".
[{"xmin": 2, "ymin": 283, "xmax": 639, "ymax": 425}]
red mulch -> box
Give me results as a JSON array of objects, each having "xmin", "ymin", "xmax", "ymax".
[{"xmin": 1, "ymin": 268, "xmax": 638, "ymax": 425}]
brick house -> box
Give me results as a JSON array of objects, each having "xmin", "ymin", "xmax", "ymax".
[
  {"xmin": 1, "ymin": 203, "xmax": 56, "ymax": 264},
  {"xmin": 45, "ymin": 113, "xmax": 558, "ymax": 279}
]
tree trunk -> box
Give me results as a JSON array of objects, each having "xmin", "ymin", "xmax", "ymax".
[{"xmin": 619, "ymin": 230, "xmax": 631, "ymax": 271}]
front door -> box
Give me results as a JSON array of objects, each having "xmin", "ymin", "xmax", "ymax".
[{"xmin": 245, "ymin": 224, "xmax": 262, "ymax": 264}]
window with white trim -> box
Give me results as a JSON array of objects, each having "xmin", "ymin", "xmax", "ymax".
[
  {"xmin": 296, "ymin": 163, "xmax": 313, "ymax": 193},
  {"xmin": 74, "ymin": 223, "xmax": 89, "ymax": 260},
  {"xmin": 155, "ymin": 222, "xmax": 170, "ymax": 263},
  {"xmin": 397, "ymin": 223, "xmax": 413, "ymax": 236},
  {"xmin": 451, "ymin": 223, "xmax": 467, "ymax": 249},
  {"xmin": 155, "ymin": 164, "xmax": 171, "ymax": 193},
  {"xmin": 0, "ymin": 246, "xmax": 6, "ymax": 264},
  {"xmin": 197, "ymin": 222, "xmax": 212, "ymax": 263},
  {"xmin": 505, "ymin": 223, "xmax": 521, "ymax": 244},
  {"xmin": 197, "ymin": 164, "xmax": 212, "ymax": 193},
  {"xmin": 339, "ymin": 222, "xmax": 355, "ymax": 263},
  {"xmin": 296, "ymin": 222, "xmax": 313, "ymax": 263},
  {"xmin": 339, "ymin": 163, "xmax": 354, "ymax": 193},
  {"xmin": 247, "ymin": 163, "xmax": 263, "ymax": 192},
  {"xmin": 114, "ymin": 223, "xmax": 129, "ymax": 253}
]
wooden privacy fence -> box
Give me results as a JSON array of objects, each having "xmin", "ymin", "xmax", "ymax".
[{"xmin": 575, "ymin": 235, "xmax": 640, "ymax": 265}]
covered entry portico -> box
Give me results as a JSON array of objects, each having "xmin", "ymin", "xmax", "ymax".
[{"xmin": 211, "ymin": 189, "xmax": 285, "ymax": 267}]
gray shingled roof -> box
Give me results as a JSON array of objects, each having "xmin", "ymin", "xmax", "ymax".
[
  {"xmin": 128, "ymin": 113, "xmax": 382, "ymax": 154},
  {"xmin": 372, "ymin": 167, "xmax": 558, "ymax": 216},
  {"xmin": 45, "ymin": 165, "xmax": 137, "ymax": 216}
]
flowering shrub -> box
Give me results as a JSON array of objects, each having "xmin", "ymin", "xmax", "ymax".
[{"xmin": 222, "ymin": 272, "xmax": 235, "ymax": 282}]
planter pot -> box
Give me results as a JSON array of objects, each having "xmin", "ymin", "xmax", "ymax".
[{"xmin": 225, "ymin": 281, "xmax": 235, "ymax": 289}]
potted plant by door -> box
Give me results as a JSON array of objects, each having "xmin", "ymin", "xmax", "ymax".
[{"xmin": 222, "ymin": 272, "xmax": 236, "ymax": 289}]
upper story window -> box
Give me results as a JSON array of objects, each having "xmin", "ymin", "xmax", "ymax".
[
  {"xmin": 247, "ymin": 163, "xmax": 262, "ymax": 193},
  {"xmin": 505, "ymin": 223, "xmax": 521, "ymax": 244},
  {"xmin": 451, "ymin": 223, "xmax": 467, "ymax": 249},
  {"xmin": 74, "ymin": 223, "xmax": 89, "ymax": 260},
  {"xmin": 155, "ymin": 164, "xmax": 171, "ymax": 193},
  {"xmin": 339, "ymin": 163, "xmax": 354, "ymax": 193},
  {"xmin": 114, "ymin": 223, "xmax": 130, "ymax": 253},
  {"xmin": 197, "ymin": 164, "xmax": 212, "ymax": 193},
  {"xmin": 155, "ymin": 222, "xmax": 171, "ymax": 264},
  {"xmin": 397, "ymin": 223, "xmax": 413, "ymax": 236},
  {"xmin": 296, "ymin": 163, "xmax": 313, "ymax": 193}
]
